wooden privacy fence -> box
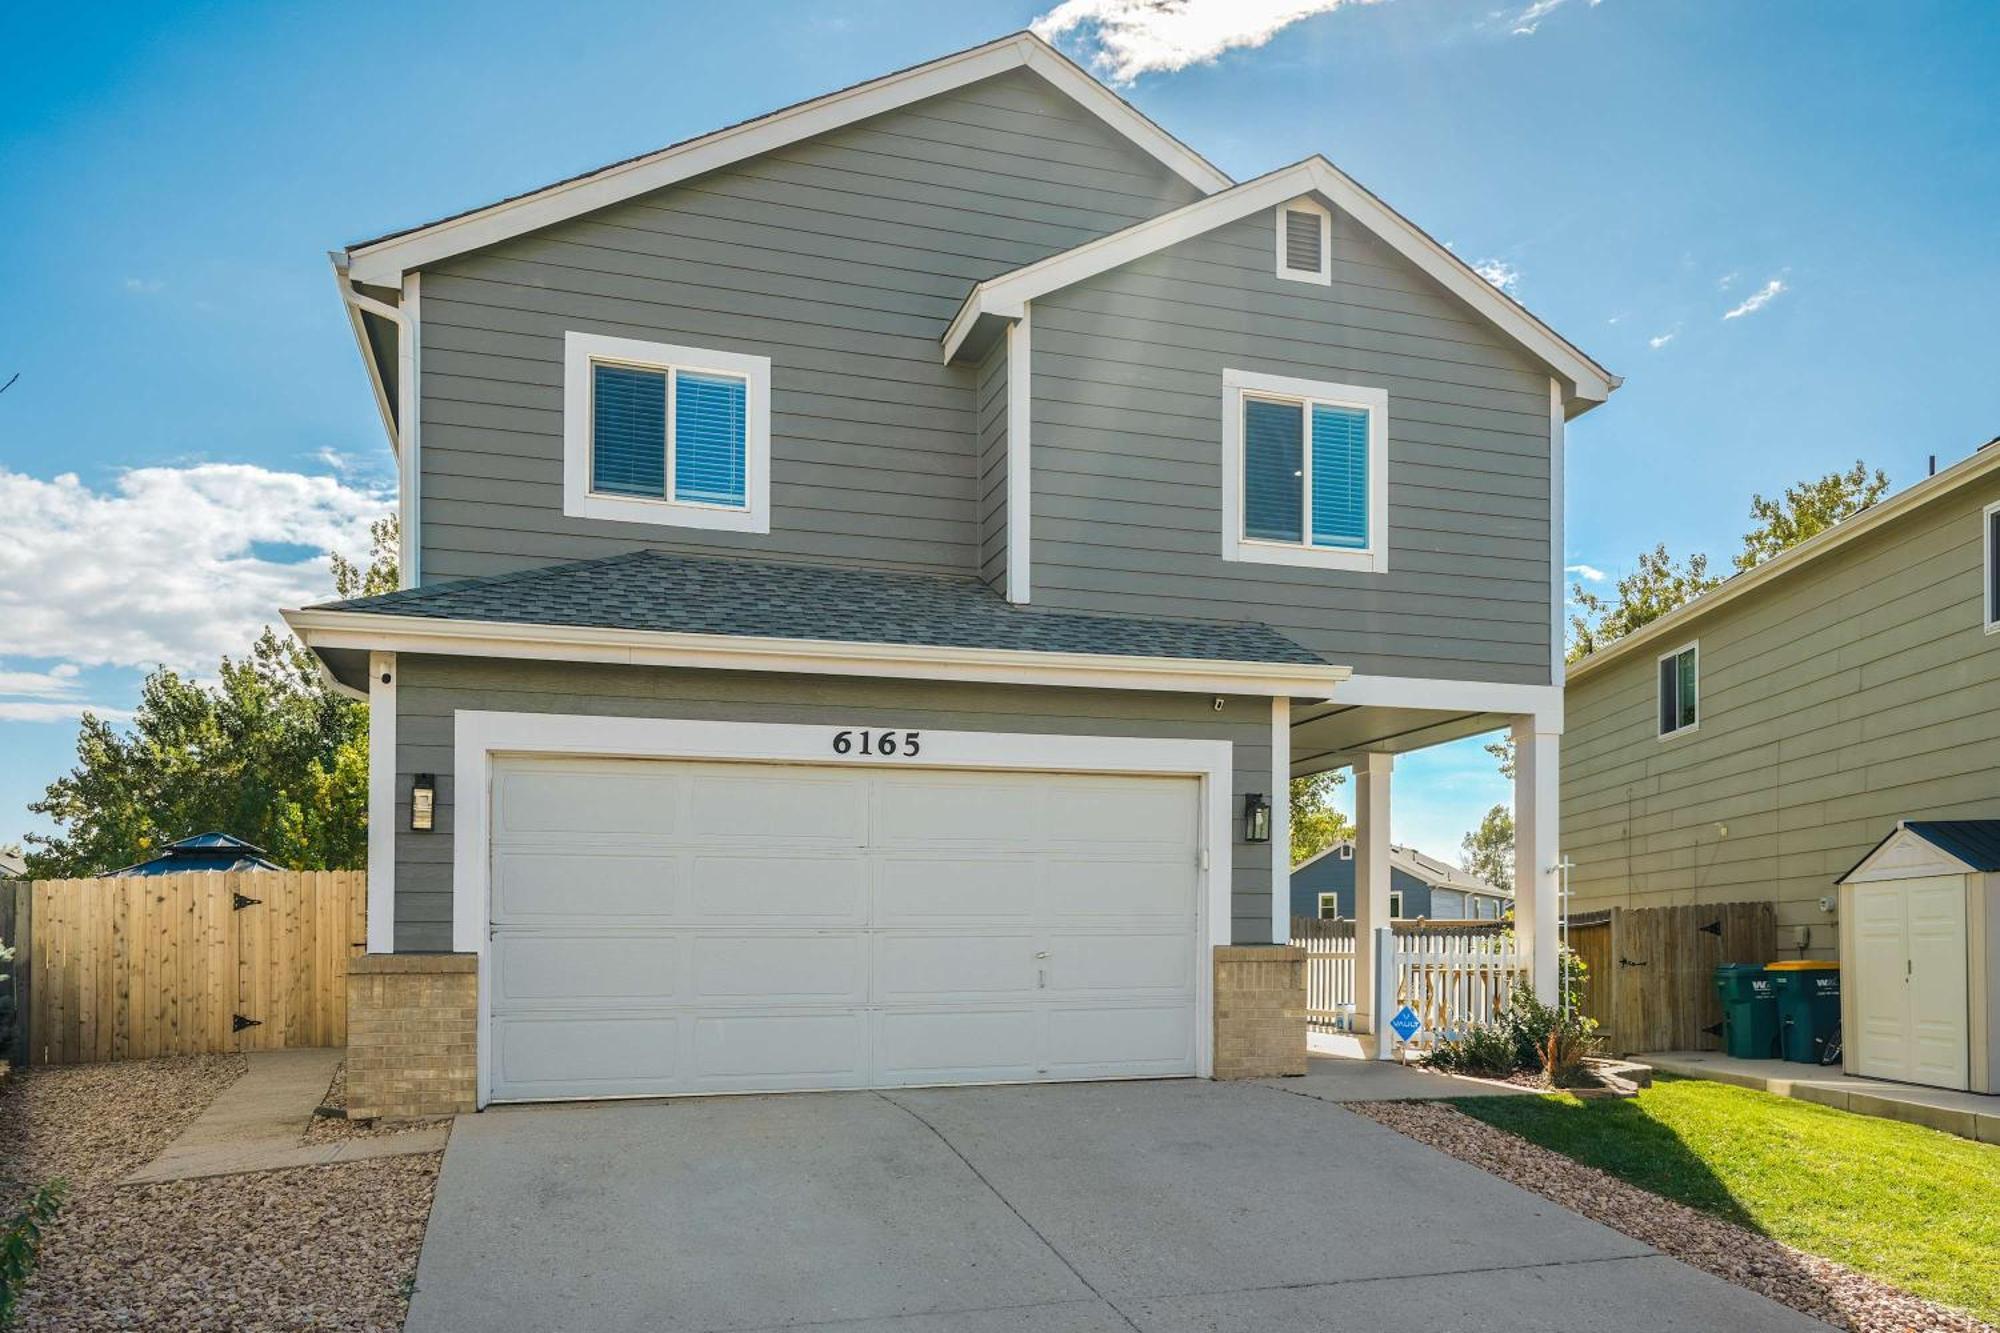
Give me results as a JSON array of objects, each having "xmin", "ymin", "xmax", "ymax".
[
  {"xmin": 5, "ymin": 871, "xmax": 366, "ymax": 1066},
  {"xmin": 1290, "ymin": 917, "xmax": 1520, "ymax": 1036},
  {"xmin": 1568, "ymin": 901, "xmax": 1776, "ymax": 1054}
]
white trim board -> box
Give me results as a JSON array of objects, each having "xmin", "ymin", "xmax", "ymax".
[
  {"xmin": 1005, "ymin": 309, "xmax": 1032, "ymax": 604},
  {"xmin": 341, "ymin": 33, "xmax": 1230, "ymax": 286},
  {"xmin": 283, "ymin": 607, "xmax": 1351, "ymax": 698},
  {"xmin": 450, "ymin": 710, "xmax": 1237, "ymax": 1106},
  {"xmin": 942, "ymin": 157, "xmax": 1618, "ymax": 412},
  {"xmin": 365, "ymin": 651, "xmax": 397, "ymax": 954}
]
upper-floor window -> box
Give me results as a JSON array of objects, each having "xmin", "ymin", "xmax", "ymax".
[
  {"xmin": 1658, "ymin": 641, "xmax": 1698, "ymax": 738},
  {"xmin": 1389, "ymin": 890, "xmax": 1405, "ymax": 918},
  {"xmin": 562, "ymin": 331, "xmax": 771, "ymax": 533},
  {"xmin": 1984, "ymin": 499, "xmax": 2000, "ymax": 633},
  {"xmin": 1221, "ymin": 368, "xmax": 1388, "ymax": 573},
  {"xmin": 1275, "ymin": 197, "xmax": 1330, "ymax": 285}
]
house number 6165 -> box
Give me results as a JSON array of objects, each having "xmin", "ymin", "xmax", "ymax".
[{"xmin": 832, "ymin": 729, "xmax": 921, "ymax": 757}]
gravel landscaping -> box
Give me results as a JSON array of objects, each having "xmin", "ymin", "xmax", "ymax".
[
  {"xmin": 1355, "ymin": 1099, "xmax": 1994, "ymax": 1333},
  {"xmin": 303, "ymin": 1060, "xmax": 453, "ymax": 1145},
  {"xmin": 1, "ymin": 1056, "xmax": 442, "ymax": 1332}
]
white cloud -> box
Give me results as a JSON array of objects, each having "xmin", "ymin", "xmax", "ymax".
[
  {"xmin": 1031, "ymin": 0, "xmax": 1386, "ymax": 83},
  {"xmin": 0, "ymin": 464, "xmax": 391, "ymax": 675},
  {"xmin": 1723, "ymin": 278, "xmax": 1786, "ymax": 320},
  {"xmin": 123, "ymin": 277, "xmax": 165, "ymax": 295},
  {"xmin": 1717, "ymin": 270, "xmax": 1740, "ymax": 291},
  {"xmin": 0, "ymin": 700, "xmax": 133, "ymax": 723},
  {"xmin": 0, "ymin": 664, "xmax": 82, "ymax": 698},
  {"xmin": 1509, "ymin": 0, "xmax": 1600, "ymax": 35},
  {"xmin": 1648, "ymin": 329, "xmax": 1677, "ymax": 349},
  {"xmin": 1565, "ymin": 563, "xmax": 1607, "ymax": 583},
  {"xmin": 1472, "ymin": 259, "xmax": 1521, "ymax": 293}
]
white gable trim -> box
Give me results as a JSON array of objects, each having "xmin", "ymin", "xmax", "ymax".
[
  {"xmin": 942, "ymin": 157, "xmax": 1617, "ymax": 412},
  {"xmin": 1839, "ymin": 824, "xmax": 1981, "ymax": 884},
  {"xmin": 342, "ymin": 33, "xmax": 1230, "ymax": 286}
]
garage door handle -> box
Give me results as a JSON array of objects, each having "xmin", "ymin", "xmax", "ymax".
[{"xmin": 1038, "ymin": 968, "xmax": 1047, "ymax": 990}]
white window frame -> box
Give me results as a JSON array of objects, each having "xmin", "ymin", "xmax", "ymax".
[
  {"xmin": 1317, "ymin": 891, "xmax": 1341, "ymax": 920},
  {"xmin": 1221, "ymin": 368, "xmax": 1389, "ymax": 573},
  {"xmin": 562, "ymin": 330, "xmax": 771, "ymax": 533},
  {"xmin": 1389, "ymin": 889, "xmax": 1404, "ymax": 918},
  {"xmin": 1657, "ymin": 640, "xmax": 1699, "ymax": 740},
  {"xmin": 1337, "ymin": 843, "xmax": 1353, "ymax": 860},
  {"xmin": 1984, "ymin": 499, "xmax": 2000, "ymax": 634},
  {"xmin": 1275, "ymin": 197, "xmax": 1331, "ymax": 286}
]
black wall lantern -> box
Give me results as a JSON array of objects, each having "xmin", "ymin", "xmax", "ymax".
[
  {"xmin": 1243, "ymin": 792, "xmax": 1271, "ymax": 843},
  {"xmin": 411, "ymin": 773, "xmax": 436, "ymax": 832}
]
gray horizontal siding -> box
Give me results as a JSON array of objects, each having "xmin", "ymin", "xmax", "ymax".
[
  {"xmin": 416, "ymin": 68, "xmax": 1202, "ymax": 584},
  {"xmin": 1561, "ymin": 474, "xmax": 2000, "ymax": 951},
  {"xmin": 976, "ymin": 335, "xmax": 1009, "ymax": 593},
  {"xmin": 1027, "ymin": 206, "xmax": 1555, "ymax": 682},
  {"xmin": 392, "ymin": 656, "xmax": 1274, "ymax": 950}
]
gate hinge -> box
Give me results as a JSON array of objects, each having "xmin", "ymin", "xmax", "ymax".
[
  {"xmin": 232, "ymin": 1013, "xmax": 262, "ymax": 1033},
  {"xmin": 233, "ymin": 893, "xmax": 262, "ymax": 911},
  {"xmin": 1699, "ymin": 919, "xmax": 1722, "ymax": 936},
  {"xmin": 1701, "ymin": 1021, "xmax": 1724, "ymax": 1038}
]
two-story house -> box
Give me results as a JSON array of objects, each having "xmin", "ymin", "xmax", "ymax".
[{"xmin": 286, "ymin": 32, "xmax": 1615, "ymax": 1110}]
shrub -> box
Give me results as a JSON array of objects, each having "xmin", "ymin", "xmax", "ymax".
[
  {"xmin": 1428, "ymin": 1022, "xmax": 1518, "ymax": 1078},
  {"xmin": 0, "ymin": 1180, "xmax": 65, "ymax": 1329}
]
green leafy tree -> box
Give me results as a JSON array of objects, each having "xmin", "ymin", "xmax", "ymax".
[
  {"xmin": 21, "ymin": 519, "xmax": 397, "ymax": 879},
  {"xmin": 1734, "ymin": 460, "xmax": 1889, "ymax": 572},
  {"xmin": 1567, "ymin": 544, "xmax": 1721, "ymax": 662},
  {"xmin": 1460, "ymin": 803, "xmax": 1514, "ymax": 893},
  {"xmin": 1289, "ymin": 770, "xmax": 1354, "ymax": 867}
]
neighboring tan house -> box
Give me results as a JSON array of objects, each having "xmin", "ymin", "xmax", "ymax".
[
  {"xmin": 1289, "ymin": 841, "xmax": 1509, "ymax": 921},
  {"xmin": 285, "ymin": 32, "xmax": 1613, "ymax": 1110},
  {"xmin": 1562, "ymin": 443, "xmax": 2000, "ymax": 1092}
]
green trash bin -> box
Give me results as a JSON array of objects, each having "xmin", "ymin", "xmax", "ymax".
[
  {"xmin": 1713, "ymin": 963, "xmax": 1780, "ymax": 1060},
  {"xmin": 1768, "ymin": 961, "xmax": 1841, "ymax": 1064}
]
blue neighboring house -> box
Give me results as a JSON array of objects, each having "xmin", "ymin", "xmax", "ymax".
[
  {"xmin": 1290, "ymin": 841, "xmax": 1509, "ymax": 921},
  {"xmin": 101, "ymin": 832, "xmax": 285, "ymax": 877}
]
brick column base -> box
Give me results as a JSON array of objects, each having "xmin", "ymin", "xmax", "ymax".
[
  {"xmin": 346, "ymin": 953, "xmax": 477, "ymax": 1118},
  {"xmin": 1213, "ymin": 944, "xmax": 1307, "ymax": 1079}
]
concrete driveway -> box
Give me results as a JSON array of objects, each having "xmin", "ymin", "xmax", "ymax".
[{"xmin": 404, "ymin": 1070, "xmax": 1829, "ymax": 1333}]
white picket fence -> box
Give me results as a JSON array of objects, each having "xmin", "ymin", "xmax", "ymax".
[{"xmin": 1290, "ymin": 916, "xmax": 1526, "ymax": 1055}]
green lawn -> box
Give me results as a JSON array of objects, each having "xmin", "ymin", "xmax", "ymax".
[{"xmin": 1455, "ymin": 1076, "xmax": 2000, "ymax": 1324}]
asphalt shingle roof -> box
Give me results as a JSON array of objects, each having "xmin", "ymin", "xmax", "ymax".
[{"xmin": 311, "ymin": 550, "xmax": 1327, "ymax": 666}]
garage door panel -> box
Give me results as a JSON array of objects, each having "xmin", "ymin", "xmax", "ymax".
[
  {"xmin": 873, "ymin": 933, "xmax": 1038, "ymax": 1000},
  {"xmin": 874, "ymin": 1008, "xmax": 1042, "ymax": 1085},
  {"xmin": 692, "ymin": 935, "xmax": 867, "ymax": 1003},
  {"xmin": 492, "ymin": 933, "xmax": 681, "ymax": 1007},
  {"xmin": 871, "ymin": 776, "xmax": 1043, "ymax": 846},
  {"xmin": 874, "ymin": 856, "xmax": 1040, "ymax": 925},
  {"xmin": 1048, "ymin": 932, "xmax": 1194, "ymax": 995},
  {"xmin": 689, "ymin": 854, "xmax": 867, "ymax": 924},
  {"xmin": 493, "ymin": 850, "xmax": 679, "ymax": 921},
  {"xmin": 1044, "ymin": 1002, "xmax": 1195, "ymax": 1075},
  {"xmin": 497, "ymin": 768, "xmax": 682, "ymax": 837},
  {"xmin": 690, "ymin": 769, "xmax": 867, "ymax": 843},
  {"xmin": 495, "ymin": 1013, "xmax": 681, "ymax": 1096},
  {"xmin": 691, "ymin": 1011, "xmax": 868, "ymax": 1088},
  {"xmin": 1045, "ymin": 859, "xmax": 1197, "ymax": 918},
  {"xmin": 1040, "ymin": 779, "xmax": 1199, "ymax": 847}
]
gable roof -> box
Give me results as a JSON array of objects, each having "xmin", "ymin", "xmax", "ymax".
[
  {"xmin": 338, "ymin": 32, "xmax": 1231, "ymax": 286},
  {"xmin": 1569, "ymin": 442, "xmax": 2000, "ymax": 683},
  {"xmin": 941, "ymin": 157, "xmax": 1620, "ymax": 413},
  {"xmin": 1839, "ymin": 819, "xmax": 2000, "ymax": 884},
  {"xmin": 1293, "ymin": 840, "xmax": 1509, "ymax": 897}
]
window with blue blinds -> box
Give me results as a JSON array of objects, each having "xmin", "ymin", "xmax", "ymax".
[
  {"xmin": 1243, "ymin": 398, "xmax": 1304, "ymax": 542},
  {"xmin": 673, "ymin": 371, "xmax": 748, "ymax": 507},
  {"xmin": 588, "ymin": 360, "xmax": 748, "ymax": 509},
  {"xmin": 590, "ymin": 364, "xmax": 667, "ymax": 497},
  {"xmin": 1309, "ymin": 403, "xmax": 1369, "ymax": 549},
  {"xmin": 1241, "ymin": 394, "xmax": 1372, "ymax": 550}
]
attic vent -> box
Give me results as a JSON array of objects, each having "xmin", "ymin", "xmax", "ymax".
[{"xmin": 1277, "ymin": 202, "xmax": 1330, "ymax": 284}]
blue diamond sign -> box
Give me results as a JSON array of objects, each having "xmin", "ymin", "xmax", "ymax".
[{"xmin": 1389, "ymin": 1005, "xmax": 1422, "ymax": 1043}]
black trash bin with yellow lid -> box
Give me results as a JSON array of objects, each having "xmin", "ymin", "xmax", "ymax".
[{"xmin": 1766, "ymin": 960, "xmax": 1840, "ymax": 1065}]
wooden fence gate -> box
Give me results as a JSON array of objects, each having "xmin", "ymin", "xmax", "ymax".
[
  {"xmin": 1568, "ymin": 901, "xmax": 1777, "ymax": 1054},
  {"xmin": 4, "ymin": 870, "xmax": 366, "ymax": 1066}
]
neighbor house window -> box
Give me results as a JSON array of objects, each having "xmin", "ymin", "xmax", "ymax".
[
  {"xmin": 1221, "ymin": 369, "xmax": 1388, "ymax": 573},
  {"xmin": 1275, "ymin": 197, "xmax": 1331, "ymax": 285},
  {"xmin": 1658, "ymin": 642, "xmax": 1699, "ymax": 738},
  {"xmin": 1389, "ymin": 890, "xmax": 1404, "ymax": 918},
  {"xmin": 1985, "ymin": 500, "xmax": 2000, "ymax": 633},
  {"xmin": 563, "ymin": 331, "xmax": 771, "ymax": 533},
  {"xmin": 1337, "ymin": 844, "xmax": 1353, "ymax": 860},
  {"xmin": 1318, "ymin": 892, "xmax": 1341, "ymax": 920}
]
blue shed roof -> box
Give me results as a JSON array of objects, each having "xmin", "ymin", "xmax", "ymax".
[{"xmin": 102, "ymin": 833, "xmax": 285, "ymax": 877}]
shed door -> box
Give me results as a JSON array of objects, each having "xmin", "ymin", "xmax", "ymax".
[
  {"xmin": 1853, "ymin": 876, "xmax": 1969, "ymax": 1090},
  {"xmin": 486, "ymin": 756, "xmax": 1203, "ymax": 1102}
]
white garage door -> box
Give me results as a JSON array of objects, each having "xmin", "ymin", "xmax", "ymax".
[
  {"xmin": 1852, "ymin": 875, "xmax": 1969, "ymax": 1090},
  {"xmin": 486, "ymin": 756, "xmax": 1203, "ymax": 1102}
]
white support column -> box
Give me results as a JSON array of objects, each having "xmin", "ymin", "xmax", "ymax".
[
  {"xmin": 1004, "ymin": 307, "xmax": 1032, "ymax": 605},
  {"xmin": 1513, "ymin": 718, "xmax": 1561, "ymax": 1003},
  {"xmin": 396, "ymin": 272, "xmax": 422, "ymax": 590},
  {"xmin": 1351, "ymin": 752, "xmax": 1393, "ymax": 1033},
  {"xmin": 366, "ymin": 651, "xmax": 398, "ymax": 954},
  {"xmin": 1270, "ymin": 696, "xmax": 1291, "ymax": 944}
]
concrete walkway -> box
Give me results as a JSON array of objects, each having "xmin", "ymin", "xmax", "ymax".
[
  {"xmin": 1649, "ymin": 1050, "xmax": 2000, "ymax": 1143},
  {"xmin": 124, "ymin": 1047, "xmax": 449, "ymax": 1184},
  {"xmin": 406, "ymin": 1078, "xmax": 1828, "ymax": 1333},
  {"xmin": 1268, "ymin": 1054, "xmax": 1538, "ymax": 1102}
]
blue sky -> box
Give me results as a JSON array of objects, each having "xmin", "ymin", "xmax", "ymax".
[{"xmin": 2, "ymin": 0, "xmax": 1995, "ymax": 864}]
